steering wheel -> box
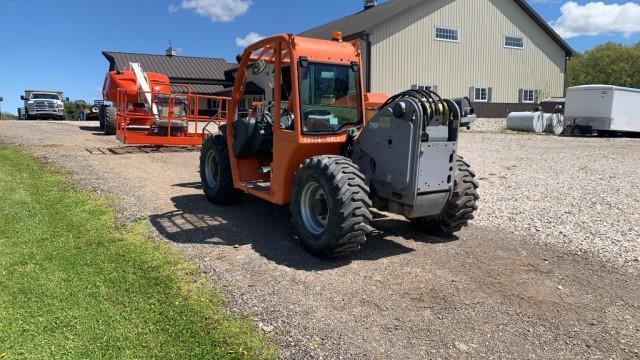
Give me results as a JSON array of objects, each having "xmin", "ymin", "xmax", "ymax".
[{"xmin": 259, "ymin": 112, "xmax": 274, "ymax": 126}]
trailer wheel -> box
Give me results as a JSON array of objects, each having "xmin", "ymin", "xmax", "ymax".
[
  {"xmin": 291, "ymin": 156, "xmax": 372, "ymax": 258},
  {"xmin": 104, "ymin": 107, "xmax": 116, "ymax": 135},
  {"xmin": 413, "ymin": 156, "xmax": 479, "ymax": 235},
  {"xmin": 98, "ymin": 106, "xmax": 105, "ymax": 130},
  {"xmin": 200, "ymin": 134, "xmax": 242, "ymax": 205}
]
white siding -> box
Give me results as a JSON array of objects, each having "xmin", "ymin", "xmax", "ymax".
[{"xmin": 369, "ymin": 0, "xmax": 566, "ymax": 103}]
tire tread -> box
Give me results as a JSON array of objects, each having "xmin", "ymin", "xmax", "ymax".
[{"xmin": 291, "ymin": 156, "xmax": 372, "ymax": 257}]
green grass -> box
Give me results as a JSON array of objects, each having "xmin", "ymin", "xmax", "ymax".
[{"xmin": 0, "ymin": 144, "xmax": 277, "ymax": 359}]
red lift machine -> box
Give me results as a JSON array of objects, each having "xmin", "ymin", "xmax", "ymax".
[{"xmin": 100, "ymin": 63, "xmax": 229, "ymax": 146}]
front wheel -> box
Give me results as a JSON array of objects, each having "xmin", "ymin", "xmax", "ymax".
[
  {"xmin": 104, "ymin": 107, "xmax": 116, "ymax": 135},
  {"xmin": 199, "ymin": 135, "xmax": 243, "ymax": 205},
  {"xmin": 291, "ymin": 156, "xmax": 372, "ymax": 258},
  {"xmin": 413, "ymin": 156, "xmax": 479, "ymax": 235}
]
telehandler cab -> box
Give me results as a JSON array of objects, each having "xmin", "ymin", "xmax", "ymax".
[{"xmin": 200, "ymin": 34, "xmax": 479, "ymax": 257}]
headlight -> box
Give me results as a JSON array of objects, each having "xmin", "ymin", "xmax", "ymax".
[{"xmin": 57, "ymin": 103, "xmax": 65, "ymax": 109}]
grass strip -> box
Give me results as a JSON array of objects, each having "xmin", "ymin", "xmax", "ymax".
[{"xmin": 0, "ymin": 144, "xmax": 276, "ymax": 359}]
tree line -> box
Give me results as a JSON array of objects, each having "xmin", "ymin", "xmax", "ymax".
[{"xmin": 567, "ymin": 42, "xmax": 640, "ymax": 89}]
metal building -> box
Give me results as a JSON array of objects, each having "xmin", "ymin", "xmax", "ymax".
[{"xmin": 301, "ymin": 0, "xmax": 575, "ymax": 118}]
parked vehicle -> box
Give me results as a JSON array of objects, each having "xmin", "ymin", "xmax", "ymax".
[
  {"xmin": 564, "ymin": 85, "xmax": 640, "ymax": 136},
  {"xmin": 21, "ymin": 90, "xmax": 65, "ymax": 120}
]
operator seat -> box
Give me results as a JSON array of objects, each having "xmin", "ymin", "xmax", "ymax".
[{"xmin": 233, "ymin": 112, "xmax": 274, "ymax": 158}]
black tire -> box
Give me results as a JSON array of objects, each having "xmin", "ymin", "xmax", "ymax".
[
  {"xmin": 199, "ymin": 135, "xmax": 243, "ymax": 205},
  {"xmin": 104, "ymin": 107, "xmax": 116, "ymax": 135},
  {"xmin": 413, "ymin": 156, "xmax": 479, "ymax": 235},
  {"xmin": 291, "ymin": 156, "xmax": 372, "ymax": 258},
  {"xmin": 98, "ymin": 106, "xmax": 106, "ymax": 130}
]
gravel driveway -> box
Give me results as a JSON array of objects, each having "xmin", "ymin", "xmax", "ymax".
[{"xmin": 1, "ymin": 120, "xmax": 639, "ymax": 359}]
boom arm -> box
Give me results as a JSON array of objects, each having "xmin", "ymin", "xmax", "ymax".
[{"xmin": 130, "ymin": 62, "xmax": 159, "ymax": 117}]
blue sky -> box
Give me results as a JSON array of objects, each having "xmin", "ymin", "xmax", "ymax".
[{"xmin": 1, "ymin": 0, "xmax": 639, "ymax": 114}]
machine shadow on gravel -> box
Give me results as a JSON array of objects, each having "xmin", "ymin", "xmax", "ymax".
[
  {"xmin": 150, "ymin": 194, "xmax": 426, "ymax": 271},
  {"xmin": 79, "ymin": 125, "xmax": 109, "ymax": 136},
  {"xmin": 172, "ymin": 182, "xmax": 203, "ymax": 190},
  {"xmin": 370, "ymin": 210, "xmax": 460, "ymax": 245}
]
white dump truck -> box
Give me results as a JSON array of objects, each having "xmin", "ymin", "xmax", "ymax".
[
  {"xmin": 564, "ymin": 85, "xmax": 640, "ymax": 135},
  {"xmin": 21, "ymin": 90, "xmax": 66, "ymax": 120}
]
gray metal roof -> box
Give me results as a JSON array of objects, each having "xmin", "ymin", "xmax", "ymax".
[
  {"xmin": 103, "ymin": 51, "xmax": 235, "ymax": 80},
  {"xmin": 300, "ymin": 0, "xmax": 575, "ymax": 57},
  {"xmin": 103, "ymin": 51, "xmax": 236, "ymax": 94},
  {"xmin": 171, "ymin": 84, "xmax": 226, "ymax": 94}
]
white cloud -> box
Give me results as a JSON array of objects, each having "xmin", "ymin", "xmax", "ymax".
[
  {"xmin": 235, "ymin": 32, "xmax": 265, "ymax": 47},
  {"xmin": 169, "ymin": 0, "xmax": 252, "ymax": 22},
  {"xmin": 551, "ymin": 1, "xmax": 640, "ymax": 38}
]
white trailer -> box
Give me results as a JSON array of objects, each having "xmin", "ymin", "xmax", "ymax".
[{"xmin": 564, "ymin": 85, "xmax": 640, "ymax": 134}]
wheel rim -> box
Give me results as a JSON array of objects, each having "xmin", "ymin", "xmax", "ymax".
[
  {"xmin": 300, "ymin": 181, "xmax": 329, "ymax": 235},
  {"xmin": 204, "ymin": 151, "xmax": 219, "ymax": 188}
]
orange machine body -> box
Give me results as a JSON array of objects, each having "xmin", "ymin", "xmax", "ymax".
[
  {"xmin": 102, "ymin": 70, "xmax": 171, "ymax": 104},
  {"xmin": 364, "ymin": 92, "xmax": 389, "ymax": 121},
  {"xmin": 223, "ymin": 34, "xmax": 366, "ymax": 205}
]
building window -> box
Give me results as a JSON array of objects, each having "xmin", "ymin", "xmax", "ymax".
[
  {"xmin": 411, "ymin": 84, "xmax": 437, "ymax": 92},
  {"xmin": 474, "ymin": 87, "xmax": 488, "ymax": 102},
  {"xmin": 504, "ymin": 36, "xmax": 524, "ymax": 49},
  {"xmin": 435, "ymin": 27, "xmax": 459, "ymax": 42},
  {"xmin": 522, "ymin": 89, "xmax": 536, "ymax": 103}
]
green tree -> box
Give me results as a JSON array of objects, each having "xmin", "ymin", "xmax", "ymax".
[
  {"xmin": 64, "ymin": 101, "xmax": 76, "ymax": 121},
  {"xmin": 567, "ymin": 42, "xmax": 640, "ymax": 89},
  {"xmin": 63, "ymin": 100, "xmax": 90, "ymax": 121}
]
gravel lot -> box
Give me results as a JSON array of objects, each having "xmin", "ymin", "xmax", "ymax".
[
  {"xmin": 1, "ymin": 120, "xmax": 639, "ymax": 359},
  {"xmin": 460, "ymin": 131, "xmax": 640, "ymax": 270}
]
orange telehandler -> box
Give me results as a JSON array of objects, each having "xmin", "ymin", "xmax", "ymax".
[{"xmin": 200, "ymin": 33, "xmax": 479, "ymax": 257}]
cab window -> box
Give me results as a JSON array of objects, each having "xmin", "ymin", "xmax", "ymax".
[{"xmin": 298, "ymin": 61, "xmax": 362, "ymax": 133}]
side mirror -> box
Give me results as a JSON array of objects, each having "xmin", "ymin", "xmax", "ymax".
[
  {"xmin": 65, "ymin": 97, "xmax": 70, "ymax": 102},
  {"xmin": 20, "ymin": 96, "xmax": 26, "ymax": 101}
]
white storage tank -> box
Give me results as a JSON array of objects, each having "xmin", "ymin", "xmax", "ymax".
[
  {"xmin": 550, "ymin": 113, "xmax": 564, "ymax": 135},
  {"xmin": 542, "ymin": 113, "xmax": 553, "ymax": 132},
  {"xmin": 506, "ymin": 111, "xmax": 546, "ymax": 133},
  {"xmin": 565, "ymin": 85, "xmax": 640, "ymax": 134}
]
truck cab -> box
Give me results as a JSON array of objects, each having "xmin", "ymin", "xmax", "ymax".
[{"xmin": 21, "ymin": 90, "xmax": 65, "ymax": 120}]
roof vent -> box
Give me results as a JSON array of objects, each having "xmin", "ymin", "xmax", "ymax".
[
  {"xmin": 364, "ymin": 0, "xmax": 377, "ymax": 10},
  {"xmin": 166, "ymin": 41, "xmax": 176, "ymax": 57}
]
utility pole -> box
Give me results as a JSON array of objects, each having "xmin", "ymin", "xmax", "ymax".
[{"xmin": 0, "ymin": 96, "xmax": 3, "ymax": 119}]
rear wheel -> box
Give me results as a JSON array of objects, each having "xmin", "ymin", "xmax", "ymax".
[
  {"xmin": 200, "ymin": 135, "xmax": 242, "ymax": 205},
  {"xmin": 413, "ymin": 156, "xmax": 479, "ymax": 235},
  {"xmin": 291, "ymin": 156, "xmax": 372, "ymax": 258},
  {"xmin": 98, "ymin": 106, "xmax": 105, "ymax": 129},
  {"xmin": 104, "ymin": 107, "xmax": 116, "ymax": 135}
]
